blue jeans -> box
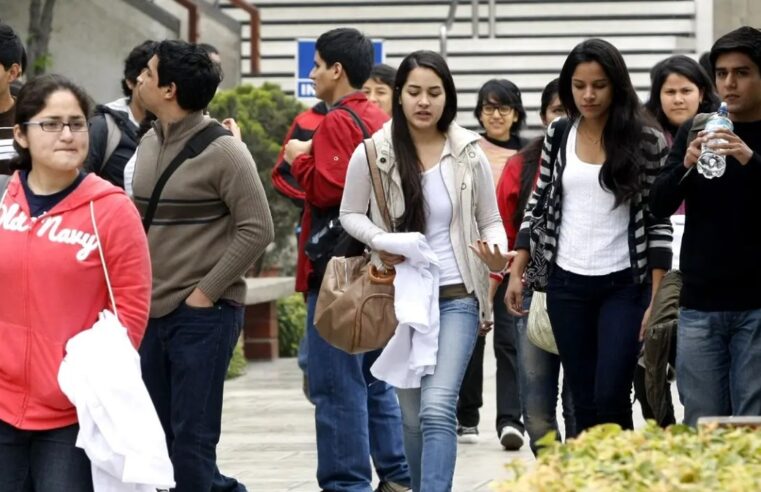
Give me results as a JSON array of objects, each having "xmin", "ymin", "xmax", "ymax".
[
  {"xmin": 306, "ymin": 291, "xmax": 410, "ymax": 492},
  {"xmin": 677, "ymin": 308, "xmax": 761, "ymax": 426},
  {"xmin": 396, "ymin": 296, "xmax": 480, "ymax": 492},
  {"xmin": 457, "ymin": 279, "xmax": 523, "ymax": 434},
  {"xmin": 0, "ymin": 420, "xmax": 92, "ymax": 491},
  {"xmin": 140, "ymin": 300, "xmax": 246, "ymax": 492},
  {"xmin": 546, "ymin": 266, "xmax": 648, "ymax": 433},
  {"xmin": 515, "ymin": 291, "xmax": 575, "ymax": 455}
]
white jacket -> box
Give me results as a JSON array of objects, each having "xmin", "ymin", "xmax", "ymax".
[
  {"xmin": 370, "ymin": 232, "xmax": 440, "ymax": 388},
  {"xmin": 58, "ymin": 311, "xmax": 175, "ymax": 492},
  {"xmin": 340, "ymin": 121, "xmax": 507, "ymax": 322}
]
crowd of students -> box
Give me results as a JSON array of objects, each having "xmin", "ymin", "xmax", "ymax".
[{"xmin": 0, "ymin": 18, "xmax": 759, "ymax": 492}]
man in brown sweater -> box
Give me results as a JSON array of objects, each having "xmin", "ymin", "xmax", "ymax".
[{"xmin": 132, "ymin": 40, "xmax": 273, "ymax": 491}]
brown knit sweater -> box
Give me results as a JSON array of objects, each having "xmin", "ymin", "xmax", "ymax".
[{"xmin": 132, "ymin": 111, "xmax": 274, "ymax": 318}]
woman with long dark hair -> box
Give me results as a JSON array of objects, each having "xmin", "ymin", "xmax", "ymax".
[
  {"xmin": 506, "ymin": 39, "xmax": 673, "ymax": 434},
  {"xmin": 645, "ymin": 55, "xmax": 719, "ymax": 142},
  {"xmin": 340, "ymin": 50, "xmax": 507, "ymax": 491},
  {"xmin": 496, "ymin": 78, "xmax": 575, "ymax": 454},
  {"xmin": 0, "ymin": 75, "xmax": 151, "ymax": 490}
]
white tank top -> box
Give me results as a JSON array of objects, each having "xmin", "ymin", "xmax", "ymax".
[
  {"xmin": 555, "ymin": 122, "xmax": 630, "ymax": 275},
  {"xmin": 422, "ymin": 161, "xmax": 463, "ymax": 286}
]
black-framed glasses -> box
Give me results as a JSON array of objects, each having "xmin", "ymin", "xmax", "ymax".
[
  {"xmin": 481, "ymin": 105, "xmax": 514, "ymax": 116},
  {"xmin": 24, "ymin": 120, "xmax": 88, "ymax": 132}
]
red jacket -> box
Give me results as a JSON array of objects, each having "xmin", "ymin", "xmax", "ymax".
[
  {"xmin": 291, "ymin": 92, "xmax": 389, "ymax": 292},
  {"xmin": 496, "ymin": 152, "xmax": 540, "ymax": 249},
  {"xmin": 272, "ymin": 102, "xmax": 328, "ymax": 206},
  {"xmin": 0, "ymin": 173, "xmax": 151, "ymax": 430}
]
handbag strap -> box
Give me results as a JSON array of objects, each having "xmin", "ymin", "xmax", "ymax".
[
  {"xmin": 90, "ymin": 201, "xmax": 118, "ymax": 321},
  {"xmin": 363, "ymin": 138, "xmax": 393, "ymax": 232}
]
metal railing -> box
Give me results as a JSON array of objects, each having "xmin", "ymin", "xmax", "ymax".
[{"xmin": 440, "ymin": 0, "xmax": 497, "ymax": 61}]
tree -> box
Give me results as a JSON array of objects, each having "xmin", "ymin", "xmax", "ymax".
[{"xmin": 27, "ymin": 0, "xmax": 56, "ymax": 76}]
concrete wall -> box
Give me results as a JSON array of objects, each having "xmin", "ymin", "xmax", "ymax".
[
  {"xmin": 714, "ymin": 0, "xmax": 761, "ymax": 40},
  {"xmin": 1, "ymin": 0, "xmax": 240, "ymax": 104}
]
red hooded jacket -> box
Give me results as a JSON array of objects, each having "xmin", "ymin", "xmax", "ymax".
[
  {"xmin": 291, "ymin": 92, "xmax": 388, "ymax": 292},
  {"xmin": 0, "ymin": 172, "xmax": 151, "ymax": 430}
]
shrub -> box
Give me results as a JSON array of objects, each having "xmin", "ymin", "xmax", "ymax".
[
  {"xmin": 225, "ymin": 338, "xmax": 246, "ymax": 380},
  {"xmin": 497, "ymin": 422, "xmax": 761, "ymax": 492},
  {"xmin": 277, "ymin": 293, "xmax": 307, "ymax": 357},
  {"xmin": 207, "ymin": 84, "xmax": 305, "ymax": 275}
]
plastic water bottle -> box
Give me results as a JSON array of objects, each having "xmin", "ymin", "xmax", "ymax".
[{"xmin": 697, "ymin": 102, "xmax": 733, "ymax": 179}]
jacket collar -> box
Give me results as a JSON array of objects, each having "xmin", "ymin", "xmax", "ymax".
[
  {"xmin": 376, "ymin": 120, "xmax": 480, "ymax": 172},
  {"xmin": 152, "ymin": 111, "xmax": 207, "ymax": 145}
]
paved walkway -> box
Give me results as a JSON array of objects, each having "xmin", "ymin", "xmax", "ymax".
[{"xmin": 217, "ymin": 335, "xmax": 682, "ymax": 491}]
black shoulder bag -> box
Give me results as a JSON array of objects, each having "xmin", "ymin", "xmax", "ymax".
[
  {"xmin": 142, "ymin": 124, "xmax": 231, "ymax": 232},
  {"xmin": 525, "ymin": 118, "xmax": 569, "ymax": 291},
  {"xmin": 305, "ymin": 106, "xmax": 371, "ymax": 267}
]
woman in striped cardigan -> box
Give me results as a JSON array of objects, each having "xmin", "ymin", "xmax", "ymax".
[{"xmin": 505, "ymin": 39, "xmax": 673, "ymax": 434}]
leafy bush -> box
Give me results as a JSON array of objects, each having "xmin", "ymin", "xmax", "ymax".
[
  {"xmin": 207, "ymin": 84, "xmax": 305, "ymax": 274},
  {"xmin": 225, "ymin": 338, "xmax": 246, "ymax": 380},
  {"xmin": 497, "ymin": 422, "xmax": 761, "ymax": 492},
  {"xmin": 277, "ymin": 293, "xmax": 307, "ymax": 357}
]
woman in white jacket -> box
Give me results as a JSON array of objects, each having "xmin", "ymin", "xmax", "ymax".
[{"xmin": 340, "ymin": 50, "xmax": 507, "ymax": 492}]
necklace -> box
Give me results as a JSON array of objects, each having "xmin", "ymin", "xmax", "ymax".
[{"xmin": 579, "ymin": 126, "xmax": 602, "ymax": 145}]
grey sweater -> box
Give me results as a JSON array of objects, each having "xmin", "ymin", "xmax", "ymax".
[{"xmin": 132, "ymin": 111, "xmax": 274, "ymax": 317}]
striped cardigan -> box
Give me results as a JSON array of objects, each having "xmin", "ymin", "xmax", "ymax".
[{"xmin": 515, "ymin": 118, "xmax": 673, "ymax": 283}]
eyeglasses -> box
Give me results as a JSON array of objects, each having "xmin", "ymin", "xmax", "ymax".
[
  {"xmin": 481, "ymin": 105, "xmax": 514, "ymax": 116},
  {"xmin": 24, "ymin": 120, "xmax": 89, "ymax": 132}
]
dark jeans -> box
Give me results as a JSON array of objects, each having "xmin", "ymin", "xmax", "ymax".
[
  {"xmin": 457, "ymin": 278, "xmax": 524, "ymax": 435},
  {"xmin": 546, "ymin": 266, "xmax": 648, "ymax": 434},
  {"xmin": 140, "ymin": 300, "xmax": 246, "ymax": 492},
  {"xmin": 0, "ymin": 420, "xmax": 93, "ymax": 492}
]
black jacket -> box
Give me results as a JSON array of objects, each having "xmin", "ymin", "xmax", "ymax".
[{"xmin": 85, "ymin": 103, "xmax": 139, "ymax": 189}]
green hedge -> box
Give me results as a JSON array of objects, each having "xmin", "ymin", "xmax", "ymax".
[
  {"xmin": 277, "ymin": 293, "xmax": 307, "ymax": 358},
  {"xmin": 497, "ymin": 422, "xmax": 761, "ymax": 491}
]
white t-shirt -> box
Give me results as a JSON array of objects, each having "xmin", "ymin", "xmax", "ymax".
[
  {"xmin": 556, "ymin": 122, "xmax": 630, "ymax": 275},
  {"xmin": 422, "ymin": 159, "xmax": 462, "ymax": 286}
]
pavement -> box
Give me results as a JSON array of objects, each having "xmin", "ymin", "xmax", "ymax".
[{"xmin": 217, "ymin": 333, "xmax": 683, "ymax": 491}]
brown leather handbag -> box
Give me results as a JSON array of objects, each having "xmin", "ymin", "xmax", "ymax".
[{"xmin": 314, "ymin": 138, "xmax": 397, "ymax": 354}]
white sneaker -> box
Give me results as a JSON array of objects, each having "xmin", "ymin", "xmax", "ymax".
[
  {"xmin": 456, "ymin": 425, "xmax": 479, "ymax": 444},
  {"xmin": 499, "ymin": 426, "xmax": 524, "ymax": 451}
]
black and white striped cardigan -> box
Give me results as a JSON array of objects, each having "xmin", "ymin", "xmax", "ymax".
[{"xmin": 515, "ymin": 118, "xmax": 673, "ymax": 283}]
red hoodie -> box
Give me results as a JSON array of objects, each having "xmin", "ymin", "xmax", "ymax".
[
  {"xmin": 291, "ymin": 92, "xmax": 388, "ymax": 292},
  {"xmin": 0, "ymin": 172, "xmax": 151, "ymax": 430}
]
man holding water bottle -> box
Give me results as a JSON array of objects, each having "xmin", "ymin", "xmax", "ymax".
[{"xmin": 650, "ymin": 26, "xmax": 761, "ymax": 426}]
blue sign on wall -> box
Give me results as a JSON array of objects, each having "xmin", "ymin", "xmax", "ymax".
[{"xmin": 295, "ymin": 39, "xmax": 384, "ymax": 99}]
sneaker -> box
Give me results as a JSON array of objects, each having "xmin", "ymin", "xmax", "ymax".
[
  {"xmin": 374, "ymin": 481, "xmax": 411, "ymax": 492},
  {"xmin": 456, "ymin": 425, "xmax": 479, "ymax": 444},
  {"xmin": 499, "ymin": 425, "xmax": 524, "ymax": 451}
]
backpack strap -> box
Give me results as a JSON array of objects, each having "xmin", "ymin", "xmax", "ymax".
[
  {"xmin": 142, "ymin": 123, "xmax": 232, "ymax": 232},
  {"xmin": 0, "ymin": 173, "xmax": 10, "ymax": 203},
  {"xmin": 331, "ymin": 105, "xmax": 371, "ymax": 139},
  {"xmin": 363, "ymin": 138, "xmax": 393, "ymax": 232},
  {"xmin": 101, "ymin": 113, "xmax": 122, "ymax": 173}
]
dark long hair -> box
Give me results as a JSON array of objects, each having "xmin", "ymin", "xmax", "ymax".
[
  {"xmin": 391, "ymin": 50, "xmax": 457, "ymax": 233},
  {"xmin": 644, "ymin": 55, "xmax": 719, "ymax": 138},
  {"xmin": 10, "ymin": 74, "xmax": 92, "ymax": 172},
  {"xmin": 512, "ymin": 78, "xmax": 561, "ymax": 229},
  {"xmin": 559, "ymin": 38, "xmax": 644, "ymax": 207}
]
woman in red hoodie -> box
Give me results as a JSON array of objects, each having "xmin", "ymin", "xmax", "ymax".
[{"xmin": 0, "ymin": 74, "xmax": 151, "ymax": 491}]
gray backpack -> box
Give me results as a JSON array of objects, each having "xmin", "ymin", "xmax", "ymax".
[{"xmin": 100, "ymin": 113, "xmax": 122, "ymax": 172}]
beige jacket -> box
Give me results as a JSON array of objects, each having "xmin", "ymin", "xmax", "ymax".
[{"xmin": 340, "ymin": 120, "xmax": 507, "ymax": 322}]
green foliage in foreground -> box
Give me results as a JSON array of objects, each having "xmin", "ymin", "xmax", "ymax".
[
  {"xmin": 497, "ymin": 422, "xmax": 761, "ymax": 492},
  {"xmin": 277, "ymin": 293, "xmax": 307, "ymax": 358}
]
